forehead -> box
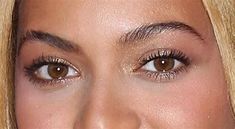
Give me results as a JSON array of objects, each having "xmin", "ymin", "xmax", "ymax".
[{"xmin": 18, "ymin": 0, "xmax": 211, "ymax": 42}]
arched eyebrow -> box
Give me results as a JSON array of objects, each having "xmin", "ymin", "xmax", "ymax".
[
  {"xmin": 17, "ymin": 30, "xmax": 79, "ymax": 55},
  {"xmin": 119, "ymin": 21, "xmax": 203, "ymax": 44},
  {"xmin": 17, "ymin": 22, "xmax": 202, "ymax": 55}
]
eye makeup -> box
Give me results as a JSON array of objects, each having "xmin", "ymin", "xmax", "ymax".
[
  {"xmin": 23, "ymin": 47, "xmax": 191, "ymax": 88},
  {"xmin": 24, "ymin": 55, "xmax": 81, "ymax": 87},
  {"xmin": 133, "ymin": 48, "xmax": 191, "ymax": 82}
]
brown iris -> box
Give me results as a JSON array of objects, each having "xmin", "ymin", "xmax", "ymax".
[
  {"xmin": 154, "ymin": 58, "xmax": 175, "ymax": 72},
  {"xmin": 48, "ymin": 64, "xmax": 69, "ymax": 79}
]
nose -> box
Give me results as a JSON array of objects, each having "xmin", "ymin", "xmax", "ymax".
[{"xmin": 74, "ymin": 79, "xmax": 141, "ymax": 129}]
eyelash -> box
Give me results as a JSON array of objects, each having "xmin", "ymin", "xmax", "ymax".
[
  {"xmin": 135, "ymin": 49, "xmax": 191, "ymax": 81},
  {"xmin": 24, "ymin": 55, "xmax": 80, "ymax": 87},
  {"xmin": 24, "ymin": 49, "xmax": 190, "ymax": 87}
]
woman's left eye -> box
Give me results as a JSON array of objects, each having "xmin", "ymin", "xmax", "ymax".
[
  {"xmin": 142, "ymin": 57, "xmax": 183, "ymax": 72},
  {"xmin": 135, "ymin": 49, "xmax": 190, "ymax": 81}
]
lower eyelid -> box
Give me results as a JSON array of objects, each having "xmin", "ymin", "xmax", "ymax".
[
  {"xmin": 26, "ymin": 72, "xmax": 81, "ymax": 89},
  {"xmin": 134, "ymin": 66, "xmax": 187, "ymax": 82}
]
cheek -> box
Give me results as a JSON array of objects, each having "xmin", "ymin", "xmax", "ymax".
[
  {"xmin": 124, "ymin": 56, "xmax": 234, "ymax": 128},
  {"xmin": 161, "ymin": 70, "xmax": 230, "ymax": 128},
  {"xmin": 15, "ymin": 68, "xmax": 85, "ymax": 129}
]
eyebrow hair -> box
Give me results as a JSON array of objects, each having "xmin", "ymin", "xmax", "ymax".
[
  {"xmin": 18, "ymin": 22, "xmax": 202, "ymax": 55},
  {"xmin": 18, "ymin": 30, "xmax": 79, "ymax": 54},
  {"xmin": 119, "ymin": 21, "xmax": 203, "ymax": 43}
]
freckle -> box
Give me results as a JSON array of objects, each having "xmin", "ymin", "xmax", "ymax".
[{"xmin": 207, "ymin": 115, "xmax": 211, "ymax": 119}]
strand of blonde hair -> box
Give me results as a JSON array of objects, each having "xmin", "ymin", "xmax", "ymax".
[
  {"xmin": 203, "ymin": 0, "xmax": 235, "ymax": 112},
  {"xmin": 0, "ymin": 0, "xmax": 16, "ymax": 128}
]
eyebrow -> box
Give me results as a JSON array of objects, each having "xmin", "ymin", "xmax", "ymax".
[
  {"xmin": 18, "ymin": 30, "xmax": 79, "ymax": 54},
  {"xmin": 119, "ymin": 21, "xmax": 203, "ymax": 43},
  {"xmin": 18, "ymin": 22, "xmax": 202, "ymax": 55}
]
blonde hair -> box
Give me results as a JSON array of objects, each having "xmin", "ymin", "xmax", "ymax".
[
  {"xmin": 203, "ymin": 0, "xmax": 235, "ymax": 111},
  {"xmin": 0, "ymin": 0, "xmax": 16, "ymax": 129},
  {"xmin": 0, "ymin": 0, "xmax": 234, "ymax": 128}
]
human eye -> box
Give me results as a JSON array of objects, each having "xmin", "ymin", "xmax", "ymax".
[
  {"xmin": 24, "ymin": 55, "xmax": 80, "ymax": 87},
  {"xmin": 134, "ymin": 49, "xmax": 191, "ymax": 82}
]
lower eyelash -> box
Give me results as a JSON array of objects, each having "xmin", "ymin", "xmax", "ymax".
[{"xmin": 143, "ymin": 66, "xmax": 187, "ymax": 82}]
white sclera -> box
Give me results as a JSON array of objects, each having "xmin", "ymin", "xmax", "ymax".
[
  {"xmin": 35, "ymin": 65, "xmax": 78, "ymax": 79},
  {"xmin": 142, "ymin": 59, "xmax": 182, "ymax": 72}
]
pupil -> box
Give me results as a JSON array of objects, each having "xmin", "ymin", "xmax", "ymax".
[
  {"xmin": 48, "ymin": 64, "xmax": 68, "ymax": 79},
  {"xmin": 154, "ymin": 58, "xmax": 175, "ymax": 72}
]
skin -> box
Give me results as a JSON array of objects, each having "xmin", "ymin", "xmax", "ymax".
[{"xmin": 15, "ymin": 0, "xmax": 235, "ymax": 129}]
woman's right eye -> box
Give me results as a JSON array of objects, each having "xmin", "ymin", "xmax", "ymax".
[
  {"xmin": 35, "ymin": 63, "xmax": 79, "ymax": 80},
  {"xmin": 25, "ymin": 56, "xmax": 80, "ymax": 85}
]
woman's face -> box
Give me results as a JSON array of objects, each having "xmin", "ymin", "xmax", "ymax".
[{"xmin": 15, "ymin": 0, "xmax": 235, "ymax": 128}]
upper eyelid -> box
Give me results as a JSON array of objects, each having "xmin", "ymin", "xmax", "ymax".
[
  {"xmin": 25, "ymin": 56, "xmax": 80, "ymax": 73},
  {"xmin": 138, "ymin": 49, "xmax": 190, "ymax": 66}
]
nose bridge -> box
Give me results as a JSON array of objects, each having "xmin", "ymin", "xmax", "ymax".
[{"xmin": 74, "ymin": 77, "xmax": 141, "ymax": 129}]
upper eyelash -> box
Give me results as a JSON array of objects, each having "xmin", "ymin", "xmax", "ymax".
[
  {"xmin": 24, "ymin": 49, "xmax": 189, "ymax": 85},
  {"xmin": 25, "ymin": 55, "xmax": 77, "ymax": 72},
  {"xmin": 132, "ymin": 48, "xmax": 191, "ymax": 82},
  {"xmin": 24, "ymin": 55, "xmax": 78, "ymax": 86},
  {"xmin": 139, "ymin": 49, "xmax": 190, "ymax": 67}
]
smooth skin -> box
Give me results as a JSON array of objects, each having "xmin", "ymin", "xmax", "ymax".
[{"xmin": 15, "ymin": 0, "xmax": 235, "ymax": 129}]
